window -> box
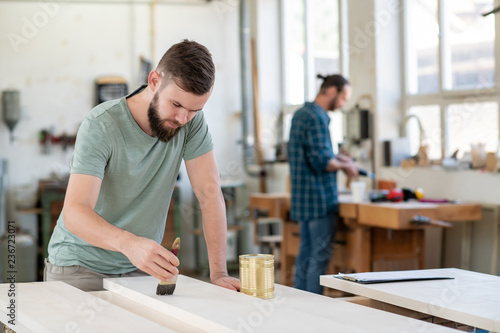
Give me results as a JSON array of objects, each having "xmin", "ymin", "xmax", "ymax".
[
  {"xmin": 406, "ymin": 0, "xmax": 439, "ymax": 94},
  {"xmin": 283, "ymin": 0, "xmax": 306, "ymax": 105},
  {"xmin": 310, "ymin": 0, "xmax": 341, "ymax": 95},
  {"xmin": 282, "ymin": 0, "xmax": 341, "ymax": 105},
  {"xmin": 282, "ymin": 0, "xmax": 343, "ymax": 152},
  {"xmin": 446, "ymin": 102, "xmax": 499, "ymax": 157},
  {"xmin": 443, "ymin": 0, "xmax": 495, "ymax": 90},
  {"xmin": 408, "ymin": 105, "xmax": 442, "ymax": 159},
  {"xmin": 404, "ymin": 0, "xmax": 499, "ymax": 161}
]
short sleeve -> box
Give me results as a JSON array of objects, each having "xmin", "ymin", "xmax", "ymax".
[
  {"xmin": 70, "ymin": 117, "xmax": 112, "ymax": 179},
  {"xmin": 183, "ymin": 111, "xmax": 214, "ymax": 160}
]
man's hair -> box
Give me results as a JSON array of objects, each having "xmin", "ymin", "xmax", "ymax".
[
  {"xmin": 156, "ymin": 39, "xmax": 215, "ymax": 95},
  {"xmin": 317, "ymin": 74, "xmax": 349, "ymax": 94}
]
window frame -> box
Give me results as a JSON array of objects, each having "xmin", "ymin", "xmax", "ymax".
[
  {"xmin": 401, "ymin": 0, "xmax": 500, "ymax": 159},
  {"xmin": 280, "ymin": 0, "xmax": 346, "ymax": 105}
]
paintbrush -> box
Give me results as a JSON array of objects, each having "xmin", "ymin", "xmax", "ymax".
[{"xmin": 156, "ymin": 237, "xmax": 180, "ymax": 295}]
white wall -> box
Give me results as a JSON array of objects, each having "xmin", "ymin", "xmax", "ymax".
[
  {"xmin": 380, "ymin": 167, "xmax": 500, "ymax": 205},
  {"xmin": 0, "ymin": 0, "xmax": 243, "ymax": 270}
]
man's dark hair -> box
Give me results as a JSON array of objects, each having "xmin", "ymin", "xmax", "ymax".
[
  {"xmin": 156, "ymin": 39, "xmax": 215, "ymax": 95},
  {"xmin": 317, "ymin": 74, "xmax": 349, "ymax": 94}
]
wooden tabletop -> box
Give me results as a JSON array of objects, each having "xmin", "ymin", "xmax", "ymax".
[
  {"xmin": 338, "ymin": 199, "xmax": 482, "ymax": 229},
  {"xmin": 0, "ymin": 276, "xmax": 461, "ymax": 332},
  {"xmin": 253, "ymin": 193, "xmax": 482, "ymax": 229},
  {"xmin": 103, "ymin": 274, "xmax": 457, "ymax": 332},
  {"xmin": 320, "ymin": 268, "xmax": 500, "ymax": 332}
]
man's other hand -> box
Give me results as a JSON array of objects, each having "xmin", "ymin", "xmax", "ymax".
[{"xmin": 211, "ymin": 272, "xmax": 240, "ymax": 291}]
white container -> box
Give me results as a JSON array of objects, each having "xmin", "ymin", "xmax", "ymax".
[{"xmin": 351, "ymin": 181, "xmax": 366, "ymax": 203}]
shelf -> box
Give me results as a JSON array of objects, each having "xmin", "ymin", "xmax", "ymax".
[
  {"xmin": 227, "ymin": 225, "xmax": 243, "ymax": 231},
  {"xmin": 17, "ymin": 207, "xmax": 43, "ymax": 214}
]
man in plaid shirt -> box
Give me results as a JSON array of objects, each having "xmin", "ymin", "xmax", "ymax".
[{"xmin": 288, "ymin": 74, "xmax": 359, "ymax": 294}]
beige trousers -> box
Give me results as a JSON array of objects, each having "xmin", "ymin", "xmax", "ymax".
[{"xmin": 43, "ymin": 258, "xmax": 148, "ymax": 292}]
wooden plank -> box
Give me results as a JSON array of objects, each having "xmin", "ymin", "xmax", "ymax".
[
  {"xmin": 338, "ymin": 296, "xmax": 431, "ymax": 320},
  {"xmin": 320, "ymin": 268, "xmax": 500, "ymax": 332},
  {"xmin": 371, "ymin": 229, "xmax": 424, "ymax": 271},
  {"xmin": 345, "ymin": 220, "xmax": 371, "ymax": 272},
  {"xmin": 281, "ymin": 220, "xmax": 300, "ymax": 286},
  {"xmin": 250, "ymin": 38, "xmax": 266, "ymax": 193},
  {"xmin": 0, "ymin": 281, "xmax": 170, "ymax": 333},
  {"xmin": 0, "ymin": 318, "xmax": 31, "ymax": 333},
  {"xmin": 352, "ymin": 202, "xmax": 481, "ymax": 229},
  {"xmin": 460, "ymin": 222, "xmax": 472, "ymax": 270},
  {"xmin": 339, "ymin": 202, "xmax": 357, "ymax": 219},
  {"xmin": 436, "ymin": 204, "xmax": 482, "ymax": 221},
  {"xmin": 104, "ymin": 275, "xmax": 456, "ymax": 333},
  {"xmin": 357, "ymin": 203, "xmax": 438, "ymax": 229},
  {"xmin": 249, "ymin": 193, "xmax": 290, "ymax": 244},
  {"xmin": 90, "ymin": 291, "xmax": 204, "ymax": 333}
]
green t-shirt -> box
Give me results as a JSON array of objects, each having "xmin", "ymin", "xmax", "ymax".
[{"xmin": 48, "ymin": 95, "xmax": 213, "ymax": 274}]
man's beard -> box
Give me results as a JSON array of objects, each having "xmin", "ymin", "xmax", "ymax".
[
  {"xmin": 328, "ymin": 95, "xmax": 339, "ymax": 111},
  {"xmin": 147, "ymin": 93, "xmax": 183, "ymax": 143}
]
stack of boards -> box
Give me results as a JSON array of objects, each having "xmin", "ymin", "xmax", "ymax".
[{"xmin": 0, "ymin": 275, "xmax": 458, "ymax": 332}]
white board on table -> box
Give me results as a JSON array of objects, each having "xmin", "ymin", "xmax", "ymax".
[
  {"xmin": 321, "ymin": 268, "xmax": 500, "ymax": 332},
  {"xmin": 104, "ymin": 274, "xmax": 457, "ymax": 333},
  {"xmin": 0, "ymin": 281, "xmax": 172, "ymax": 333}
]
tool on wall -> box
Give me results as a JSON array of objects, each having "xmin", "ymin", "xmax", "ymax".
[
  {"xmin": 2, "ymin": 90, "xmax": 21, "ymax": 144},
  {"xmin": 342, "ymin": 94, "xmax": 375, "ymax": 189},
  {"xmin": 38, "ymin": 128, "xmax": 76, "ymax": 154},
  {"xmin": 95, "ymin": 76, "xmax": 128, "ymax": 105}
]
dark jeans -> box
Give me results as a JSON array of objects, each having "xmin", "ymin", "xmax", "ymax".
[{"xmin": 293, "ymin": 213, "xmax": 336, "ymax": 294}]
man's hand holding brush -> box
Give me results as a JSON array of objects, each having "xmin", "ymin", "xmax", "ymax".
[{"xmin": 120, "ymin": 234, "xmax": 180, "ymax": 282}]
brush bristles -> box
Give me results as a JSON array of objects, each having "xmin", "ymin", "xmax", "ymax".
[
  {"xmin": 156, "ymin": 283, "xmax": 176, "ymax": 295},
  {"xmin": 156, "ymin": 237, "xmax": 181, "ymax": 296}
]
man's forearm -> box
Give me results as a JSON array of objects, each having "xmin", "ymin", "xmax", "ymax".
[
  {"xmin": 63, "ymin": 204, "xmax": 135, "ymax": 253},
  {"xmin": 325, "ymin": 157, "xmax": 349, "ymax": 172},
  {"xmin": 199, "ymin": 189, "xmax": 229, "ymax": 280}
]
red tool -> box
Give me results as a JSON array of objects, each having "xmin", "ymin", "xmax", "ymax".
[{"xmin": 387, "ymin": 188, "xmax": 404, "ymax": 202}]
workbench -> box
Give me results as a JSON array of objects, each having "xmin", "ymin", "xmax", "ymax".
[
  {"xmin": 320, "ymin": 268, "xmax": 500, "ymax": 332},
  {"xmin": 277, "ymin": 196, "xmax": 482, "ymax": 286},
  {"xmin": 0, "ymin": 276, "xmax": 458, "ymax": 332}
]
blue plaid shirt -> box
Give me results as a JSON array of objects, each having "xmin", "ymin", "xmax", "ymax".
[{"xmin": 288, "ymin": 102, "xmax": 338, "ymax": 221}]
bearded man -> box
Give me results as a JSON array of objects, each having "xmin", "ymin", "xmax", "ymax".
[
  {"xmin": 46, "ymin": 40, "xmax": 240, "ymax": 292},
  {"xmin": 288, "ymin": 74, "xmax": 359, "ymax": 294}
]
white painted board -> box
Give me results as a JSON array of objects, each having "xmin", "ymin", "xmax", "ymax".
[
  {"xmin": 104, "ymin": 274, "xmax": 457, "ymax": 333},
  {"xmin": 90, "ymin": 290, "xmax": 205, "ymax": 333},
  {"xmin": 0, "ymin": 281, "xmax": 173, "ymax": 333},
  {"xmin": 321, "ymin": 268, "xmax": 500, "ymax": 332}
]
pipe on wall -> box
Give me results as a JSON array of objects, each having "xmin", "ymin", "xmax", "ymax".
[{"xmin": 239, "ymin": 0, "xmax": 260, "ymax": 177}]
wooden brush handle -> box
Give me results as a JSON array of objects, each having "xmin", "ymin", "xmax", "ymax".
[{"xmin": 171, "ymin": 237, "xmax": 181, "ymax": 256}]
